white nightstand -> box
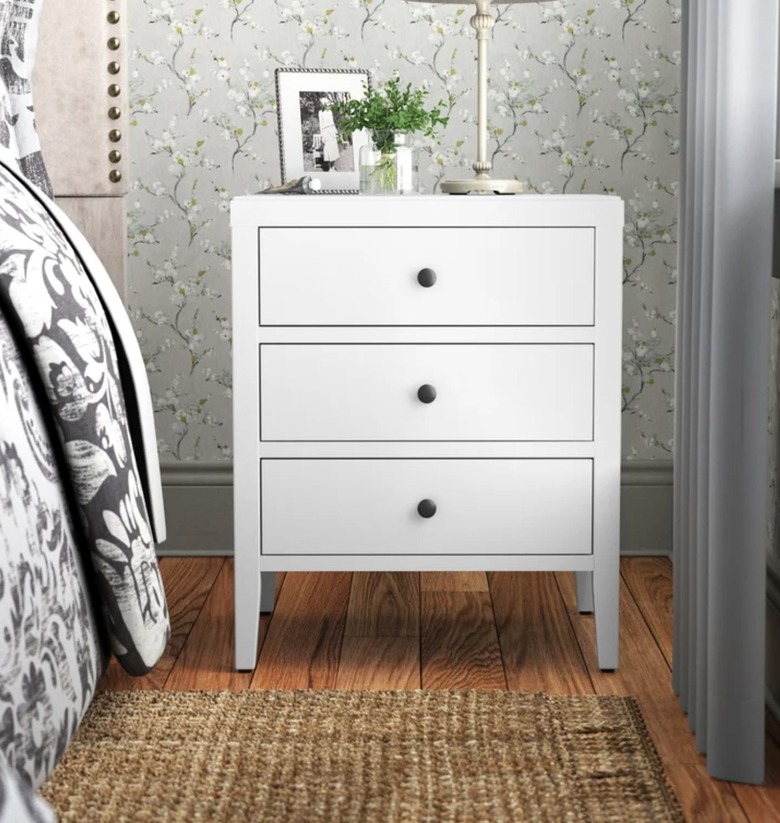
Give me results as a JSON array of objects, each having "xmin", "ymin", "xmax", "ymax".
[{"xmin": 231, "ymin": 194, "xmax": 624, "ymax": 672}]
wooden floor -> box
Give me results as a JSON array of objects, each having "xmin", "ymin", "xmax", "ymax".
[{"xmin": 104, "ymin": 557, "xmax": 780, "ymax": 822}]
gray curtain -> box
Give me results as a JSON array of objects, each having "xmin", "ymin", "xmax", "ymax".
[{"xmin": 673, "ymin": 0, "xmax": 777, "ymax": 783}]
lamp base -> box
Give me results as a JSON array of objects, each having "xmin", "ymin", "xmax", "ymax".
[{"xmin": 440, "ymin": 176, "xmax": 525, "ymax": 195}]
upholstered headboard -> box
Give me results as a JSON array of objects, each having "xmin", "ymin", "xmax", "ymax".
[{"xmin": 32, "ymin": 0, "xmax": 128, "ymax": 297}]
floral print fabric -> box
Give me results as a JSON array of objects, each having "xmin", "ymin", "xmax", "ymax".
[
  {"xmin": 0, "ymin": 0, "xmax": 52, "ymax": 196},
  {"xmin": 0, "ymin": 308, "xmax": 105, "ymax": 792},
  {"xmin": 0, "ymin": 159, "xmax": 169, "ymax": 675}
]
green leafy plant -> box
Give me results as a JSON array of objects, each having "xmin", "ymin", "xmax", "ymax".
[
  {"xmin": 330, "ymin": 76, "xmax": 448, "ymax": 192},
  {"xmin": 330, "ymin": 76, "xmax": 448, "ymax": 153}
]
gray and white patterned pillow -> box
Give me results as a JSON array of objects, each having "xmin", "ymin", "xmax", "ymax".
[
  {"xmin": 0, "ymin": 159, "xmax": 169, "ymax": 675},
  {"xmin": 0, "ymin": 1, "xmax": 51, "ymax": 196}
]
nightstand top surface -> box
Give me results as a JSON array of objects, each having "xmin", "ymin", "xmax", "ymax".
[{"xmin": 231, "ymin": 193, "xmax": 623, "ymax": 228}]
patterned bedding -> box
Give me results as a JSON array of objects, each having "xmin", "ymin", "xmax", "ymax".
[
  {"xmin": 0, "ymin": 0, "xmax": 52, "ymax": 196},
  {"xmin": 0, "ymin": 156, "xmax": 170, "ymax": 797},
  {"xmin": 0, "ymin": 303, "xmax": 104, "ymax": 790}
]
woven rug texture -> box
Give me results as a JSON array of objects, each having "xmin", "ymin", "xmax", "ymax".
[{"xmin": 41, "ymin": 689, "xmax": 683, "ymax": 823}]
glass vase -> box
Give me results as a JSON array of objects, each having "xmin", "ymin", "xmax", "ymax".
[{"xmin": 359, "ymin": 132, "xmax": 418, "ymax": 195}]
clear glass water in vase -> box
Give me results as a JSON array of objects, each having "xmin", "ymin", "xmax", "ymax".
[{"xmin": 359, "ymin": 132, "xmax": 418, "ymax": 195}]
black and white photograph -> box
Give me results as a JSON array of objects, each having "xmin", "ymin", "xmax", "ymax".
[
  {"xmin": 276, "ymin": 68, "xmax": 370, "ymax": 192},
  {"xmin": 299, "ymin": 92, "xmax": 353, "ymax": 173}
]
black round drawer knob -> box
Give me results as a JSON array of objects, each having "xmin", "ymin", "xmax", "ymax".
[
  {"xmin": 417, "ymin": 384, "xmax": 437, "ymax": 404},
  {"xmin": 417, "ymin": 499, "xmax": 437, "ymax": 519},
  {"xmin": 417, "ymin": 268, "xmax": 437, "ymax": 287}
]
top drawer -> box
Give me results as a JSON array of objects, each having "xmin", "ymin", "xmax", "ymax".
[{"xmin": 258, "ymin": 227, "xmax": 594, "ymax": 327}]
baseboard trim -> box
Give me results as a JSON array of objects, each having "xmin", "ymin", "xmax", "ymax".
[
  {"xmin": 767, "ymin": 567, "xmax": 780, "ymax": 724},
  {"xmin": 159, "ymin": 462, "xmax": 234, "ymax": 556},
  {"xmin": 161, "ymin": 461, "xmax": 233, "ymax": 487},
  {"xmin": 620, "ymin": 460, "xmax": 673, "ymax": 557},
  {"xmin": 157, "ymin": 459, "xmax": 673, "ymax": 557},
  {"xmin": 621, "ymin": 460, "xmax": 674, "ymax": 486}
]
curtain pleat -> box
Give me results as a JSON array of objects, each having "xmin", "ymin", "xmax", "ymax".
[
  {"xmin": 673, "ymin": 0, "xmax": 776, "ymax": 784},
  {"xmin": 671, "ymin": 0, "xmax": 688, "ymax": 709}
]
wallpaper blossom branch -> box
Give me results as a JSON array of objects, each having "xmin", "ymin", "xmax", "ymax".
[{"xmin": 128, "ymin": 0, "xmax": 680, "ymax": 462}]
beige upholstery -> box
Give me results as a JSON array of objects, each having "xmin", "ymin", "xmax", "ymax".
[
  {"xmin": 54, "ymin": 197, "xmax": 128, "ymax": 299},
  {"xmin": 31, "ymin": 0, "xmax": 128, "ymax": 296},
  {"xmin": 32, "ymin": 0, "xmax": 128, "ymax": 195}
]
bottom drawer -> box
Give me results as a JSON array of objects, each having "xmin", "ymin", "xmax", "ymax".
[{"xmin": 261, "ymin": 459, "xmax": 592, "ymax": 556}]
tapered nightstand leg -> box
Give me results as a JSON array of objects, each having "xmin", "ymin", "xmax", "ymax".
[
  {"xmin": 235, "ymin": 564, "xmax": 260, "ymax": 671},
  {"xmin": 574, "ymin": 571, "xmax": 594, "ymax": 613},
  {"xmin": 260, "ymin": 572, "xmax": 277, "ymax": 613},
  {"xmin": 593, "ymin": 559, "xmax": 620, "ymax": 671},
  {"xmin": 234, "ymin": 462, "xmax": 261, "ymax": 670}
]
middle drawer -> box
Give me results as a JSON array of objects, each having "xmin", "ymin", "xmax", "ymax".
[{"xmin": 260, "ymin": 344, "xmax": 594, "ymax": 441}]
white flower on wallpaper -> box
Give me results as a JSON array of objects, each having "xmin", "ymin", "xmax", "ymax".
[{"xmin": 128, "ymin": 0, "xmax": 681, "ymax": 462}]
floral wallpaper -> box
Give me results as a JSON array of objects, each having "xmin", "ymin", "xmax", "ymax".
[{"xmin": 127, "ymin": 0, "xmax": 680, "ymax": 462}]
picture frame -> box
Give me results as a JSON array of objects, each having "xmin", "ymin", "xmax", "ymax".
[{"xmin": 275, "ymin": 67, "xmax": 371, "ymax": 194}]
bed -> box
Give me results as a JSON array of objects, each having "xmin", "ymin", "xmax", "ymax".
[{"xmin": 0, "ymin": 3, "xmax": 169, "ymax": 819}]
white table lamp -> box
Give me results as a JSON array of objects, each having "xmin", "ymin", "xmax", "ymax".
[{"xmin": 416, "ymin": 0, "xmax": 543, "ymax": 194}]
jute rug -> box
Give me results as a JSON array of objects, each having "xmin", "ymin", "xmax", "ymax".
[{"xmin": 41, "ymin": 690, "xmax": 683, "ymax": 823}]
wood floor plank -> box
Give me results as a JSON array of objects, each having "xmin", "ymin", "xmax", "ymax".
[
  {"xmin": 669, "ymin": 763, "xmax": 753, "ymax": 822},
  {"xmin": 489, "ymin": 572, "xmax": 593, "ymax": 695},
  {"xmin": 730, "ymin": 734, "xmax": 780, "ymax": 823},
  {"xmin": 621, "ymin": 556, "xmax": 673, "ymax": 667},
  {"xmin": 336, "ymin": 637, "xmax": 420, "ymax": 690},
  {"xmin": 556, "ymin": 565, "xmax": 749, "ymax": 822},
  {"xmin": 420, "ymin": 572, "xmax": 489, "ymax": 592},
  {"xmin": 101, "ymin": 556, "xmax": 224, "ymax": 691},
  {"xmin": 273, "ymin": 572, "xmax": 287, "ymax": 601},
  {"xmin": 250, "ymin": 572, "xmax": 351, "ymax": 690},
  {"xmin": 769, "ymin": 708, "xmax": 780, "ymax": 747},
  {"xmin": 339, "ymin": 573, "xmax": 420, "ymax": 688},
  {"xmin": 165, "ymin": 559, "xmax": 253, "ymax": 691},
  {"xmin": 345, "ymin": 572, "xmax": 419, "ymax": 637},
  {"xmin": 421, "ymin": 591, "xmax": 506, "ymax": 690}
]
